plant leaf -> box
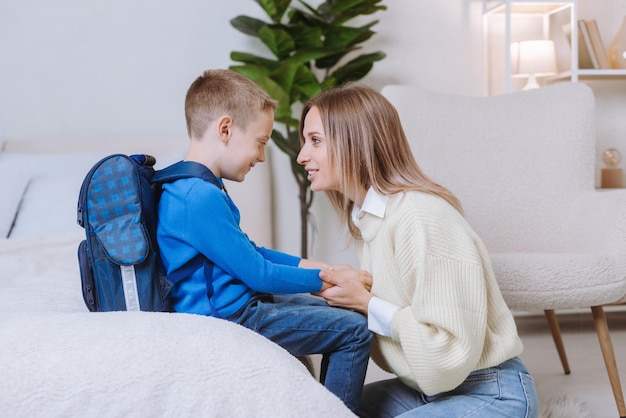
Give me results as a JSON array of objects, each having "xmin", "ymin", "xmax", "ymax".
[
  {"xmin": 329, "ymin": 0, "xmax": 387, "ymax": 24},
  {"xmin": 314, "ymin": 46, "xmax": 358, "ymax": 69},
  {"xmin": 324, "ymin": 24, "xmax": 376, "ymax": 49},
  {"xmin": 255, "ymin": 77, "xmax": 293, "ymax": 119},
  {"xmin": 271, "ymin": 128, "xmax": 300, "ymax": 158},
  {"xmin": 229, "ymin": 65, "xmax": 293, "ymax": 119},
  {"xmin": 230, "ymin": 52, "xmax": 280, "ymax": 70},
  {"xmin": 268, "ymin": 62, "xmax": 300, "ymax": 101},
  {"xmin": 292, "ymin": 65, "xmax": 322, "ymax": 101},
  {"xmin": 275, "ymin": 115, "xmax": 300, "ymax": 128},
  {"xmin": 287, "ymin": 46, "xmax": 345, "ymax": 65},
  {"xmin": 259, "ymin": 25, "xmax": 296, "ymax": 60},
  {"xmin": 289, "ymin": 25, "xmax": 324, "ymax": 49},
  {"xmin": 328, "ymin": 51, "xmax": 386, "ymax": 84},
  {"xmin": 230, "ymin": 15, "xmax": 266, "ymax": 37},
  {"xmin": 258, "ymin": 0, "xmax": 292, "ymax": 23}
]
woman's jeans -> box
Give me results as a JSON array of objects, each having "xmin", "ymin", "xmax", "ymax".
[
  {"xmin": 359, "ymin": 357, "xmax": 538, "ymax": 418},
  {"xmin": 228, "ymin": 293, "xmax": 373, "ymax": 413}
]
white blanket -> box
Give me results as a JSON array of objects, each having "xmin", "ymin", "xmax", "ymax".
[
  {"xmin": 0, "ymin": 233, "xmax": 355, "ymax": 417},
  {"xmin": 0, "ymin": 232, "xmax": 86, "ymax": 313}
]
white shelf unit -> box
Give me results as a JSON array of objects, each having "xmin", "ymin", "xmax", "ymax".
[
  {"xmin": 483, "ymin": 1, "xmax": 578, "ymax": 95},
  {"xmin": 483, "ymin": 0, "xmax": 626, "ymax": 95}
]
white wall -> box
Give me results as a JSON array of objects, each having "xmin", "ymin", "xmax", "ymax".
[{"xmin": 0, "ymin": 0, "xmax": 484, "ymax": 262}]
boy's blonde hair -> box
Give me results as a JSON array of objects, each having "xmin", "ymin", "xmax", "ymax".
[
  {"xmin": 185, "ymin": 69, "xmax": 277, "ymax": 139},
  {"xmin": 299, "ymin": 84, "xmax": 463, "ymax": 239}
]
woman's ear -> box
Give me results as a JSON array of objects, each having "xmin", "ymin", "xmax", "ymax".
[{"xmin": 217, "ymin": 115, "xmax": 233, "ymax": 143}]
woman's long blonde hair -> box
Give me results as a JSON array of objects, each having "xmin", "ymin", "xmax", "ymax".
[{"xmin": 299, "ymin": 83, "xmax": 462, "ymax": 238}]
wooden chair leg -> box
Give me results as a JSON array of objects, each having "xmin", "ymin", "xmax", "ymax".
[
  {"xmin": 544, "ymin": 309, "xmax": 571, "ymax": 374},
  {"xmin": 591, "ymin": 305, "xmax": 626, "ymax": 418}
]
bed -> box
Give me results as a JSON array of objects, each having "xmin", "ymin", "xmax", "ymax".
[{"xmin": 0, "ymin": 138, "xmax": 356, "ymax": 417}]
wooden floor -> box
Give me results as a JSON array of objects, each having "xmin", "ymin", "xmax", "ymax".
[{"xmin": 516, "ymin": 308, "xmax": 626, "ymax": 418}]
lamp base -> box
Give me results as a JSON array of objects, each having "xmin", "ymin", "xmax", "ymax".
[
  {"xmin": 522, "ymin": 73, "xmax": 540, "ymax": 90},
  {"xmin": 601, "ymin": 168, "xmax": 623, "ymax": 188}
]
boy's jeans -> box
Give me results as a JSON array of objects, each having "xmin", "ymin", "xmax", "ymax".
[
  {"xmin": 358, "ymin": 356, "xmax": 538, "ymax": 418},
  {"xmin": 228, "ymin": 293, "xmax": 373, "ymax": 413}
]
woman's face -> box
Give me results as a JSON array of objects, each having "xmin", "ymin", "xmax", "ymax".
[{"xmin": 297, "ymin": 106, "xmax": 339, "ymax": 192}]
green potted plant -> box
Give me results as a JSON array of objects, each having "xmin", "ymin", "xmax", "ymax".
[{"xmin": 230, "ymin": 0, "xmax": 386, "ymax": 258}]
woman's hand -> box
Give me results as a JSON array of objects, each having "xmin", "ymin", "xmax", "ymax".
[
  {"xmin": 352, "ymin": 269, "xmax": 373, "ymax": 291},
  {"xmin": 323, "ymin": 265, "xmax": 372, "ymax": 290},
  {"xmin": 314, "ymin": 268, "xmax": 373, "ymax": 314}
]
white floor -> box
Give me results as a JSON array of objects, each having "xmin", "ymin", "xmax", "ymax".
[
  {"xmin": 516, "ymin": 308, "xmax": 626, "ymax": 418},
  {"xmin": 362, "ymin": 308, "xmax": 626, "ymax": 418}
]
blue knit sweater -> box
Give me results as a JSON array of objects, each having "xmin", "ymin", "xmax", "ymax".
[{"xmin": 156, "ymin": 176, "xmax": 322, "ymax": 318}]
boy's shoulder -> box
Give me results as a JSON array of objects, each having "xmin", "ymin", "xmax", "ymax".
[{"xmin": 163, "ymin": 177, "xmax": 226, "ymax": 203}]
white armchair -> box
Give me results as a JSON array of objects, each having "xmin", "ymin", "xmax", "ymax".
[{"xmin": 382, "ymin": 82, "xmax": 626, "ymax": 417}]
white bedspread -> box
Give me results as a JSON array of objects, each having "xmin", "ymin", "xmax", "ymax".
[
  {"xmin": 0, "ymin": 233, "xmax": 355, "ymax": 417},
  {"xmin": 0, "ymin": 232, "xmax": 86, "ymax": 313}
]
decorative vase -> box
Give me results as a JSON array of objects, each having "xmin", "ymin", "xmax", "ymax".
[{"xmin": 608, "ymin": 16, "xmax": 626, "ymax": 69}]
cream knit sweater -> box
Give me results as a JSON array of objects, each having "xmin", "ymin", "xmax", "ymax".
[{"xmin": 354, "ymin": 191, "xmax": 523, "ymax": 395}]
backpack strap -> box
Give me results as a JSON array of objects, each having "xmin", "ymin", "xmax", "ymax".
[
  {"xmin": 151, "ymin": 159, "xmax": 224, "ymax": 318},
  {"xmin": 152, "ymin": 160, "xmax": 223, "ymax": 190}
]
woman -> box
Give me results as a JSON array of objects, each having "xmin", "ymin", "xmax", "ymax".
[{"xmin": 297, "ymin": 84, "xmax": 538, "ymax": 418}]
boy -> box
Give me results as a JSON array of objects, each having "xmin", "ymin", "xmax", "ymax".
[{"xmin": 156, "ymin": 69, "xmax": 372, "ymax": 413}]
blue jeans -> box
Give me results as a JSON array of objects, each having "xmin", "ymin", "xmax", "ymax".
[
  {"xmin": 228, "ymin": 293, "xmax": 373, "ymax": 413},
  {"xmin": 359, "ymin": 357, "xmax": 538, "ymax": 418}
]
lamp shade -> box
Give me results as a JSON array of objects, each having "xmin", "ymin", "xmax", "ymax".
[{"xmin": 517, "ymin": 39, "xmax": 557, "ymax": 76}]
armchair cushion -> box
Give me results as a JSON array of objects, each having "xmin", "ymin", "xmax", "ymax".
[{"xmin": 492, "ymin": 253, "xmax": 626, "ymax": 311}]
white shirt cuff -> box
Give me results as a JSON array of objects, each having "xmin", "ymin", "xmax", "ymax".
[{"xmin": 367, "ymin": 296, "xmax": 400, "ymax": 337}]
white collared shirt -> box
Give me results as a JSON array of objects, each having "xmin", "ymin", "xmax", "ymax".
[{"xmin": 352, "ymin": 187, "xmax": 400, "ymax": 337}]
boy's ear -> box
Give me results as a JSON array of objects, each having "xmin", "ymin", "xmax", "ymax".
[{"xmin": 217, "ymin": 115, "xmax": 233, "ymax": 143}]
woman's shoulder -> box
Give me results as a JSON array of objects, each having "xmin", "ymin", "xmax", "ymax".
[
  {"xmin": 392, "ymin": 189, "xmax": 460, "ymax": 216},
  {"xmin": 392, "ymin": 191, "xmax": 484, "ymax": 259},
  {"xmin": 388, "ymin": 190, "xmax": 472, "ymax": 233}
]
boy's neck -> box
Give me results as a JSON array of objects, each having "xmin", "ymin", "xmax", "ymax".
[{"xmin": 185, "ymin": 137, "xmax": 221, "ymax": 178}]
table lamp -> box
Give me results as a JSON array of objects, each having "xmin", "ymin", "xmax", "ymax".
[{"xmin": 512, "ymin": 40, "xmax": 558, "ymax": 90}]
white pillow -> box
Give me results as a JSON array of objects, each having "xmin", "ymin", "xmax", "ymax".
[
  {"xmin": 10, "ymin": 173, "xmax": 86, "ymax": 238},
  {"xmin": 0, "ymin": 153, "xmax": 103, "ymax": 238},
  {"xmin": 0, "ymin": 232, "xmax": 85, "ymax": 313},
  {"xmin": 1, "ymin": 152, "xmax": 185, "ymax": 239},
  {"xmin": 0, "ymin": 159, "xmax": 30, "ymax": 238}
]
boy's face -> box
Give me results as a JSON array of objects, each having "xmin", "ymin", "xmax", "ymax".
[
  {"xmin": 223, "ymin": 109, "xmax": 274, "ymax": 182},
  {"xmin": 297, "ymin": 106, "xmax": 339, "ymax": 193}
]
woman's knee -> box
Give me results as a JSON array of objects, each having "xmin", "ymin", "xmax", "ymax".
[{"xmin": 359, "ymin": 379, "xmax": 420, "ymax": 418}]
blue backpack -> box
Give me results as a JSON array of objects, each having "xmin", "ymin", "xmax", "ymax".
[{"xmin": 77, "ymin": 154, "xmax": 221, "ymax": 312}]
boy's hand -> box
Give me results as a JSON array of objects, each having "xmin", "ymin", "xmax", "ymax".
[{"xmin": 315, "ymin": 268, "xmax": 372, "ymax": 314}]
